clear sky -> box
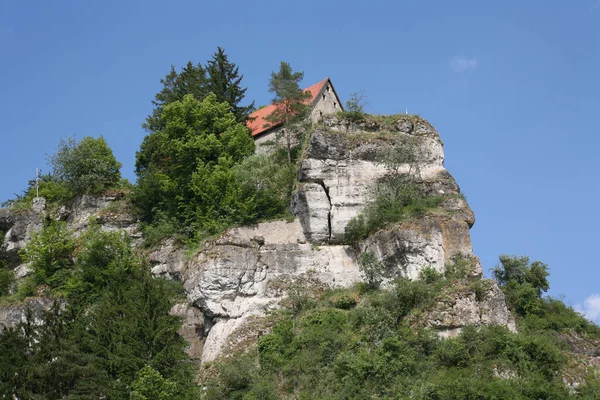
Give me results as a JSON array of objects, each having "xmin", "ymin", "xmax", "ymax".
[{"xmin": 1, "ymin": 0, "xmax": 599, "ymax": 322}]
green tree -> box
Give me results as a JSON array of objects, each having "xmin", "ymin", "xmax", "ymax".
[
  {"xmin": 144, "ymin": 62, "xmax": 208, "ymax": 133},
  {"xmin": 342, "ymin": 90, "xmax": 367, "ymax": 121},
  {"xmin": 130, "ymin": 366, "xmax": 179, "ymax": 400},
  {"xmin": 20, "ymin": 220, "xmax": 75, "ymax": 288},
  {"xmin": 206, "ymin": 47, "xmax": 255, "ymax": 123},
  {"xmin": 233, "ymin": 154, "xmax": 296, "ymax": 219},
  {"xmin": 0, "ymin": 262, "xmax": 14, "ymax": 297},
  {"xmin": 49, "ymin": 136, "xmax": 122, "ymax": 195},
  {"xmin": 492, "ymin": 255, "xmax": 550, "ymax": 316},
  {"xmin": 133, "ymin": 93, "xmax": 255, "ymax": 240},
  {"xmin": 266, "ymin": 61, "xmax": 312, "ymax": 163}
]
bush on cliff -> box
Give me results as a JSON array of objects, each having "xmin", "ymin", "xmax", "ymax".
[
  {"xmin": 202, "ymin": 261, "xmax": 600, "ymax": 399},
  {"xmin": 134, "ymin": 94, "xmax": 298, "ymax": 246},
  {"xmin": 1, "ymin": 224, "xmax": 197, "ymax": 399},
  {"xmin": 50, "ymin": 136, "xmax": 122, "ymax": 195},
  {"xmin": 345, "ymin": 176, "xmax": 445, "ymax": 245}
]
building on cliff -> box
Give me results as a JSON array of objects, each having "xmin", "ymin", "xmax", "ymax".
[{"xmin": 246, "ymin": 77, "xmax": 342, "ymax": 153}]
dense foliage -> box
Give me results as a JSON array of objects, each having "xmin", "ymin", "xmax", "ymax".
[
  {"xmin": 134, "ymin": 93, "xmax": 295, "ymax": 244},
  {"xmin": 3, "ymin": 136, "xmax": 122, "ymax": 209},
  {"xmin": 0, "ymin": 223, "xmax": 197, "ymax": 399},
  {"xmin": 345, "ymin": 175, "xmax": 446, "ymax": 245},
  {"xmin": 144, "ymin": 48, "xmax": 254, "ymax": 133},
  {"xmin": 266, "ymin": 61, "xmax": 312, "ymax": 163},
  {"xmin": 202, "ymin": 257, "xmax": 600, "ymax": 399},
  {"xmin": 50, "ymin": 136, "xmax": 122, "ymax": 195},
  {"xmin": 206, "ymin": 47, "xmax": 255, "ymax": 123}
]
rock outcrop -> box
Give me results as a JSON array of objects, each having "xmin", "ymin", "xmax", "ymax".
[
  {"xmin": 0, "ymin": 297, "xmax": 56, "ymax": 334},
  {"xmin": 0, "ymin": 192, "xmax": 141, "ymax": 280},
  {"xmin": 145, "ymin": 116, "xmax": 507, "ymax": 362},
  {"xmin": 410, "ymin": 280, "xmax": 517, "ymax": 338},
  {"xmin": 0, "ymin": 115, "xmax": 515, "ymax": 365},
  {"xmin": 292, "ymin": 116, "xmax": 467, "ymax": 246},
  {"xmin": 1, "ymin": 209, "xmax": 44, "ymax": 277},
  {"xmin": 178, "ymin": 220, "xmax": 361, "ymax": 362}
]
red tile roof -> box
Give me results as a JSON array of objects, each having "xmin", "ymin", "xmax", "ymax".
[{"xmin": 246, "ymin": 78, "xmax": 329, "ymax": 137}]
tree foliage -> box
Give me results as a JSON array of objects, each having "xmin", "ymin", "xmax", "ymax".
[
  {"xmin": 206, "ymin": 46, "xmax": 255, "ymax": 123},
  {"xmin": 203, "ymin": 263, "xmax": 599, "ymax": 399},
  {"xmin": 144, "ymin": 61, "xmax": 208, "ymax": 133},
  {"xmin": 49, "ymin": 136, "xmax": 122, "ymax": 195},
  {"xmin": 144, "ymin": 48, "xmax": 253, "ymax": 132},
  {"xmin": 341, "ymin": 90, "xmax": 367, "ymax": 121},
  {"xmin": 492, "ymin": 255, "xmax": 550, "ymax": 316},
  {"xmin": 135, "ymin": 93, "xmax": 295, "ymax": 243},
  {"xmin": 1, "ymin": 225, "xmax": 197, "ymax": 399},
  {"xmin": 20, "ymin": 220, "xmax": 75, "ymax": 289},
  {"xmin": 266, "ymin": 61, "xmax": 312, "ymax": 163}
]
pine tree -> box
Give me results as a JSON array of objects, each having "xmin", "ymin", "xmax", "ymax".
[
  {"xmin": 265, "ymin": 61, "xmax": 312, "ymax": 163},
  {"xmin": 143, "ymin": 62, "xmax": 208, "ymax": 132},
  {"xmin": 206, "ymin": 47, "xmax": 255, "ymax": 123}
]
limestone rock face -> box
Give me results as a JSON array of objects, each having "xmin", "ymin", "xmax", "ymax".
[
  {"xmin": 66, "ymin": 194, "xmax": 140, "ymax": 240},
  {"xmin": 0, "ymin": 116, "xmax": 515, "ymax": 367},
  {"xmin": 150, "ymin": 239, "xmax": 187, "ymax": 281},
  {"xmin": 1, "ymin": 210, "xmax": 43, "ymax": 274},
  {"xmin": 179, "ymin": 220, "xmax": 362, "ymax": 362},
  {"xmin": 0, "ymin": 297, "xmax": 56, "ymax": 334},
  {"xmin": 0, "ymin": 192, "xmax": 140, "ymax": 279},
  {"xmin": 148, "ymin": 116, "xmax": 503, "ymax": 362},
  {"xmin": 413, "ymin": 281, "xmax": 517, "ymax": 338},
  {"xmin": 293, "ymin": 116, "xmax": 458, "ymax": 244},
  {"xmin": 360, "ymin": 210, "xmax": 481, "ymax": 280},
  {"xmin": 169, "ymin": 303, "xmax": 206, "ymax": 360}
]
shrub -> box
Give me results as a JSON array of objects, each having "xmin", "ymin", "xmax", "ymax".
[
  {"xmin": 359, "ymin": 252, "xmax": 385, "ymax": 289},
  {"xmin": 394, "ymin": 278, "xmax": 440, "ymax": 320},
  {"xmin": 20, "ymin": 221, "xmax": 75, "ymax": 289},
  {"xmin": 233, "ymin": 153, "xmax": 297, "ymax": 221},
  {"xmin": 50, "ymin": 136, "xmax": 122, "ymax": 195},
  {"xmin": 444, "ymin": 254, "xmax": 477, "ymax": 279},
  {"xmin": 331, "ymin": 293, "xmax": 357, "ymax": 310},
  {"xmin": 419, "ymin": 267, "xmax": 443, "ymax": 284},
  {"xmin": 340, "ymin": 91, "xmax": 367, "ymax": 122},
  {"xmin": 492, "ymin": 255, "xmax": 550, "ymax": 318},
  {"xmin": 345, "ymin": 178, "xmax": 445, "ymax": 244},
  {"xmin": 202, "ymin": 278, "xmax": 597, "ymax": 399},
  {"xmin": 0, "ymin": 262, "xmax": 14, "ymax": 297}
]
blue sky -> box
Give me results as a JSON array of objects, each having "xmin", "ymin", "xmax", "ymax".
[{"xmin": 1, "ymin": 0, "xmax": 599, "ymax": 321}]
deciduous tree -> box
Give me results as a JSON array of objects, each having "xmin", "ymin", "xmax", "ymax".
[{"xmin": 49, "ymin": 136, "xmax": 121, "ymax": 195}]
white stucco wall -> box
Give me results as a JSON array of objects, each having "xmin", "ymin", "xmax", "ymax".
[
  {"xmin": 309, "ymin": 82, "xmax": 341, "ymax": 122},
  {"xmin": 254, "ymin": 126, "xmax": 286, "ymax": 154}
]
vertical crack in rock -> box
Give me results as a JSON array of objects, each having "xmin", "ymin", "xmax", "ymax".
[{"xmin": 315, "ymin": 179, "xmax": 333, "ymax": 241}]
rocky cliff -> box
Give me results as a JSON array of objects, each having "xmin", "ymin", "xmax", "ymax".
[
  {"xmin": 0, "ymin": 115, "xmax": 515, "ymax": 364},
  {"xmin": 150, "ymin": 115, "xmax": 514, "ymax": 363}
]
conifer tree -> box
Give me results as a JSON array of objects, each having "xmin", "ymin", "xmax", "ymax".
[
  {"xmin": 266, "ymin": 61, "xmax": 311, "ymax": 163},
  {"xmin": 144, "ymin": 61, "xmax": 208, "ymax": 132},
  {"xmin": 206, "ymin": 47, "xmax": 255, "ymax": 123}
]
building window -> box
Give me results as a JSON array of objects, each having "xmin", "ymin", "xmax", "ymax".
[
  {"xmin": 319, "ymin": 110, "xmax": 323, "ymax": 117},
  {"xmin": 333, "ymin": 102, "xmax": 337, "ymax": 109},
  {"xmin": 322, "ymin": 93, "xmax": 326, "ymax": 100},
  {"xmin": 327, "ymin": 85, "xmax": 331, "ymax": 92}
]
